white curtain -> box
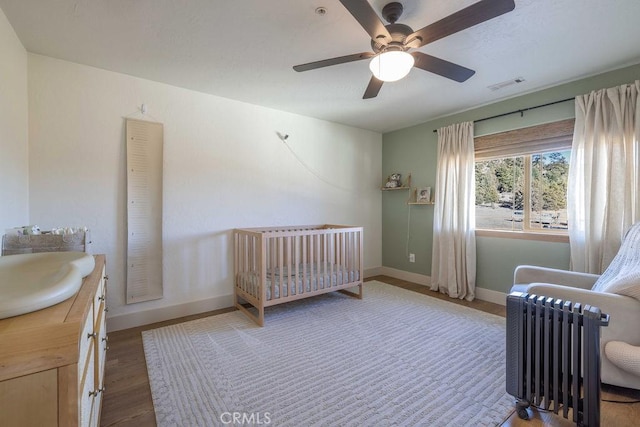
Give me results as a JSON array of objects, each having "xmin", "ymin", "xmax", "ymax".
[
  {"xmin": 568, "ymin": 80, "xmax": 640, "ymax": 274},
  {"xmin": 431, "ymin": 122, "xmax": 477, "ymax": 300}
]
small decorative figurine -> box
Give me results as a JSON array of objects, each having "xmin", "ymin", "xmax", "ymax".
[{"xmin": 384, "ymin": 173, "xmax": 403, "ymax": 188}]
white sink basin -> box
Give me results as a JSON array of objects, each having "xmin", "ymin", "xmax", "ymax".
[{"xmin": 0, "ymin": 251, "xmax": 95, "ymax": 319}]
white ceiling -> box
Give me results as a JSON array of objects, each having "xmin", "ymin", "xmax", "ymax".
[{"xmin": 2, "ymin": 0, "xmax": 640, "ymax": 133}]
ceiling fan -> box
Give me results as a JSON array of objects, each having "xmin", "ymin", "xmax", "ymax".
[{"xmin": 293, "ymin": 0, "xmax": 516, "ymax": 99}]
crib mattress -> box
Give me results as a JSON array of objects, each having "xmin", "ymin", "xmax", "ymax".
[{"xmin": 237, "ymin": 263, "xmax": 360, "ymax": 300}]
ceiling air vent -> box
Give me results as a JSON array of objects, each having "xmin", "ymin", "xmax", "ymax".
[{"xmin": 488, "ymin": 77, "xmax": 525, "ymax": 91}]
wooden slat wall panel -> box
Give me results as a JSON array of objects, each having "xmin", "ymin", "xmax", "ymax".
[{"xmin": 126, "ymin": 119, "xmax": 163, "ymax": 304}]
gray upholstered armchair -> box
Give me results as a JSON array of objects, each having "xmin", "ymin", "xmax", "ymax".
[{"xmin": 511, "ymin": 223, "xmax": 640, "ymax": 390}]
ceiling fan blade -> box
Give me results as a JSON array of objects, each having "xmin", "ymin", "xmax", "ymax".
[
  {"xmin": 339, "ymin": 0, "xmax": 392, "ymax": 44},
  {"xmin": 293, "ymin": 52, "xmax": 375, "ymax": 72},
  {"xmin": 408, "ymin": 0, "xmax": 515, "ymax": 48},
  {"xmin": 363, "ymin": 76, "xmax": 384, "ymax": 99},
  {"xmin": 412, "ymin": 52, "xmax": 475, "ymax": 82}
]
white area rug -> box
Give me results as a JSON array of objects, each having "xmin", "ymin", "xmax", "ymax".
[{"xmin": 143, "ymin": 281, "xmax": 513, "ymax": 426}]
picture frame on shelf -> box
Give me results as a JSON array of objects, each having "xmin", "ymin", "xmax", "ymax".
[{"xmin": 416, "ymin": 187, "xmax": 431, "ymax": 203}]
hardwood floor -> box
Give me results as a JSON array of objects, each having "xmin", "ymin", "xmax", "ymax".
[
  {"xmin": 100, "ymin": 276, "xmax": 639, "ymax": 426},
  {"xmin": 100, "ymin": 306, "xmax": 236, "ymax": 427}
]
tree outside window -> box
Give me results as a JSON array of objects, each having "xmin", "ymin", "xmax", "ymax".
[{"xmin": 475, "ymin": 151, "xmax": 569, "ymax": 232}]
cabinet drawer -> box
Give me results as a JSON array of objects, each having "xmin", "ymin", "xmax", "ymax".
[
  {"xmin": 90, "ymin": 387, "xmax": 103, "ymax": 427},
  {"xmin": 95, "ymin": 304, "xmax": 108, "ymax": 388},
  {"xmin": 93, "ymin": 269, "xmax": 106, "ymax": 322},
  {"xmin": 79, "ymin": 340, "xmax": 96, "ymax": 427},
  {"xmin": 78, "ymin": 304, "xmax": 94, "ymax": 381}
]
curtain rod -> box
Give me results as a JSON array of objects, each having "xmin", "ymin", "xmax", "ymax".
[{"xmin": 432, "ymin": 96, "xmax": 575, "ymax": 133}]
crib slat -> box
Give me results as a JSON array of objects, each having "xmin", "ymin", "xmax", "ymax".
[
  {"xmin": 317, "ymin": 234, "xmax": 322, "ymax": 290},
  {"xmin": 322, "ymin": 233, "xmax": 327, "ymax": 289},
  {"xmin": 329, "ymin": 233, "xmax": 335, "ymax": 286},
  {"xmin": 350, "ymin": 231, "xmax": 355, "ymax": 276},
  {"xmin": 310, "ymin": 234, "xmax": 314, "ymax": 293},
  {"xmin": 348, "ymin": 231, "xmax": 353, "ymax": 284},
  {"xmin": 239, "ymin": 234, "xmax": 244, "ymax": 273},
  {"xmin": 247, "ymin": 235, "xmax": 252, "ymax": 274},
  {"xmin": 253, "ymin": 235, "xmax": 258, "ymax": 272},
  {"xmin": 338, "ymin": 231, "xmax": 341, "ymax": 276},
  {"xmin": 270, "ymin": 237, "xmax": 276, "ymax": 301},
  {"xmin": 233, "ymin": 233, "xmax": 239, "ymax": 305},
  {"xmin": 302, "ymin": 235, "xmax": 307, "ymax": 295},
  {"xmin": 335, "ymin": 231, "xmax": 340, "ymax": 285},
  {"xmin": 294, "ymin": 236, "xmax": 300, "ymax": 296},
  {"xmin": 251, "ymin": 235, "xmax": 256, "ymax": 272},
  {"xmin": 358, "ymin": 230, "xmax": 363, "ymax": 278},
  {"xmin": 259, "ymin": 233, "xmax": 266, "ymax": 322},
  {"xmin": 316, "ymin": 234, "xmax": 321, "ymax": 291},
  {"xmin": 278, "ymin": 237, "xmax": 284, "ymax": 299},
  {"xmin": 348, "ymin": 231, "xmax": 351, "ymax": 282},
  {"xmin": 337, "ymin": 231, "xmax": 341, "ymax": 285},
  {"xmin": 341, "ymin": 231, "xmax": 346, "ymax": 284},
  {"xmin": 346, "ymin": 231, "xmax": 350, "ymax": 282},
  {"xmin": 286, "ymin": 235, "xmax": 292, "ymax": 296}
]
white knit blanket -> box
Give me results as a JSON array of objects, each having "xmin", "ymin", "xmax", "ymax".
[{"xmin": 592, "ymin": 222, "xmax": 640, "ymax": 301}]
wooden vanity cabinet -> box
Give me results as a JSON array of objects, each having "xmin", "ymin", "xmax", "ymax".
[{"xmin": 0, "ymin": 255, "xmax": 107, "ymax": 427}]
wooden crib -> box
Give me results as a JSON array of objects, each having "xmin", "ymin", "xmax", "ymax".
[{"xmin": 233, "ymin": 225, "xmax": 364, "ymax": 326}]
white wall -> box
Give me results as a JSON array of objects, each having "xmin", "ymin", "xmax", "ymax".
[
  {"xmin": 0, "ymin": 8, "xmax": 28, "ymax": 232},
  {"xmin": 28, "ymin": 54, "xmax": 382, "ymax": 330}
]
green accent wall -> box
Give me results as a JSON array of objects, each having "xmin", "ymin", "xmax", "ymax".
[
  {"xmin": 475, "ymin": 237, "xmax": 570, "ymax": 293},
  {"xmin": 382, "ymin": 63, "xmax": 640, "ymax": 293}
]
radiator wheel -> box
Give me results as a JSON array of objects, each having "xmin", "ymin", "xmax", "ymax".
[{"xmin": 515, "ymin": 399, "xmax": 531, "ymax": 420}]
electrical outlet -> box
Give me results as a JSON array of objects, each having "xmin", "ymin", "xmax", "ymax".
[{"xmin": 409, "ymin": 253, "xmax": 415, "ymax": 263}]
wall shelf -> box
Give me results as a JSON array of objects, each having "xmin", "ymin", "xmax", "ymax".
[{"xmin": 382, "ymin": 186, "xmax": 410, "ymax": 191}]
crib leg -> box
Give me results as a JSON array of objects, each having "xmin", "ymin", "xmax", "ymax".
[
  {"xmin": 236, "ymin": 301, "xmax": 265, "ymax": 327},
  {"xmin": 258, "ymin": 305, "xmax": 265, "ymax": 327},
  {"xmin": 235, "ymin": 291, "xmax": 266, "ymax": 327},
  {"xmin": 338, "ymin": 283, "xmax": 363, "ymax": 299}
]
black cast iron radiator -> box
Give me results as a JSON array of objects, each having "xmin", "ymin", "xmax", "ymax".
[{"xmin": 506, "ymin": 292, "xmax": 609, "ymax": 427}]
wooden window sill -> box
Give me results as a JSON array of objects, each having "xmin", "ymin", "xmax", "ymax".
[{"xmin": 475, "ymin": 229, "xmax": 569, "ymax": 243}]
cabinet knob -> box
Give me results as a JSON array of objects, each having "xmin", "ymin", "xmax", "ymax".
[
  {"xmin": 98, "ymin": 386, "xmax": 106, "ymax": 393},
  {"xmin": 98, "ymin": 295, "xmax": 105, "ymax": 301},
  {"xmin": 104, "ymin": 306, "xmax": 109, "ymax": 313},
  {"xmin": 87, "ymin": 332, "xmax": 97, "ymax": 339},
  {"xmin": 104, "ymin": 275, "xmax": 109, "ymax": 281},
  {"xmin": 89, "ymin": 390, "xmax": 98, "ymax": 398},
  {"xmin": 102, "ymin": 335, "xmax": 109, "ymax": 342}
]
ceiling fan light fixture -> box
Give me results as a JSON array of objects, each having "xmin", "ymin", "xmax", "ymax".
[{"xmin": 369, "ymin": 51, "xmax": 414, "ymax": 82}]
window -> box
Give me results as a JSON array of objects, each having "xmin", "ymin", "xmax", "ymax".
[{"xmin": 474, "ymin": 119, "xmax": 574, "ymax": 235}]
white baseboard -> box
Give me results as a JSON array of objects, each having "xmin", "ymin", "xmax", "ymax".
[
  {"xmin": 378, "ymin": 266, "xmax": 506, "ymax": 306},
  {"xmin": 108, "ymin": 268, "xmax": 390, "ymax": 332},
  {"xmin": 107, "ymin": 268, "xmax": 507, "ymax": 332},
  {"xmin": 474, "ymin": 287, "xmax": 507, "ymax": 306},
  {"xmin": 364, "ymin": 266, "xmax": 384, "ymax": 278},
  {"xmin": 107, "ymin": 294, "xmax": 234, "ymax": 332},
  {"xmin": 379, "ymin": 266, "xmax": 431, "ymax": 286}
]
